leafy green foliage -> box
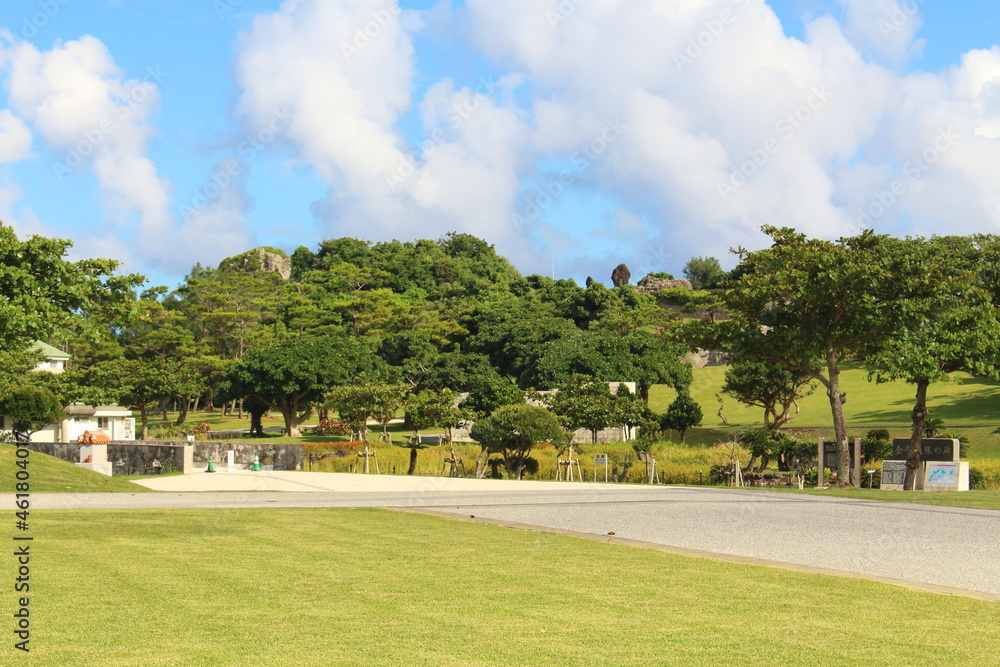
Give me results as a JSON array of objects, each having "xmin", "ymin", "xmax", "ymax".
[
  {"xmin": 721, "ymin": 359, "xmax": 816, "ymax": 430},
  {"xmin": 720, "ymin": 226, "xmax": 950, "ymax": 485},
  {"xmin": 221, "ymin": 335, "xmax": 385, "ymax": 437},
  {"xmin": 660, "ymin": 392, "xmax": 703, "ymax": 444},
  {"xmin": 682, "ymin": 256, "xmax": 726, "ymax": 290},
  {"xmin": 0, "ymin": 385, "xmax": 64, "ymax": 440},
  {"xmin": 0, "ymin": 223, "xmax": 143, "ymax": 361},
  {"xmin": 470, "ymin": 404, "xmax": 563, "ymax": 479}
]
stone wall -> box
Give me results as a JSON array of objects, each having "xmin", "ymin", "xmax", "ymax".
[
  {"xmin": 635, "ymin": 278, "xmax": 693, "ymax": 293},
  {"xmin": 685, "ymin": 348, "xmax": 729, "ymax": 369},
  {"xmin": 27, "ymin": 441, "xmax": 191, "ymax": 475},
  {"xmin": 27, "ymin": 440, "xmax": 302, "ymax": 474},
  {"xmin": 192, "ymin": 441, "xmax": 303, "ymax": 471},
  {"xmin": 108, "ymin": 443, "xmax": 190, "ymax": 474}
]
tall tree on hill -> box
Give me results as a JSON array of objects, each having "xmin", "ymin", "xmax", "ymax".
[
  {"xmin": 220, "ymin": 335, "xmax": 385, "ymax": 437},
  {"xmin": 720, "ymin": 227, "xmax": 945, "ymax": 486},
  {"xmin": 683, "ymin": 256, "xmax": 726, "ymax": 290},
  {"xmin": 866, "ymin": 237, "xmax": 1000, "ymax": 490},
  {"xmin": 0, "ymin": 223, "xmax": 143, "ymax": 368}
]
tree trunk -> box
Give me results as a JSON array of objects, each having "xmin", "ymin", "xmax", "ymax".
[
  {"xmin": 905, "ymin": 378, "xmax": 929, "ymax": 491},
  {"xmin": 475, "ymin": 445, "xmax": 489, "ymax": 478},
  {"xmin": 281, "ymin": 407, "xmax": 301, "ymax": 438},
  {"xmin": 824, "ymin": 345, "xmax": 851, "ymax": 486},
  {"xmin": 139, "ymin": 405, "xmax": 150, "ymax": 440},
  {"xmin": 174, "ymin": 399, "xmax": 190, "ymax": 426},
  {"xmin": 407, "ymin": 446, "xmax": 418, "ymax": 475}
]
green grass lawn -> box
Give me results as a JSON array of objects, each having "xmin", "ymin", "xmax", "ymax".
[
  {"xmin": 6, "ymin": 508, "xmax": 997, "ymax": 666},
  {"xmin": 0, "ymin": 444, "xmax": 152, "ymax": 493},
  {"xmin": 650, "ymin": 363, "xmax": 1000, "ymax": 460},
  {"xmin": 650, "ymin": 362, "xmax": 1000, "ymax": 429}
]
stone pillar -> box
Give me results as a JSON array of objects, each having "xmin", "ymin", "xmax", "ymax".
[{"xmin": 182, "ymin": 444, "xmax": 194, "ymax": 474}]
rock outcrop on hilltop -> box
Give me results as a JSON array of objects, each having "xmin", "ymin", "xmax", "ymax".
[
  {"xmin": 219, "ymin": 247, "xmax": 292, "ymax": 280},
  {"xmin": 635, "ymin": 277, "xmax": 693, "ymax": 293}
]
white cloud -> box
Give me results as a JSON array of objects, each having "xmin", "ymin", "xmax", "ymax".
[
  {"xmin": 0, "ymin": 34, "xmax": 173, "ymax": 263},
  {"xmin": 231, "ymin": 0, "xmax": 1000, "ymax": 275},
  {"xmin": 176, "ymin": 159, "xmax": 255, "ymax": 267},
  {"xmin": 0, "ymin": 180, "xmax": 47, "ymax": 236},
  {"xmin": 838, "ymin": 0, "xmax": 924, "ymax": 63},
  {"xmin": 234, "ymin": 0, "xmax": 532, "ymax": 255},
  {"xmin": 0, "ymin": 109, "xmax": 32, "ymax": 162}
]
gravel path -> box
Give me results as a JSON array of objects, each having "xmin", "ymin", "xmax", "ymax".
[{"xmin": 13, "ymin": 472, "xmax": 1000, "ymax": 599}]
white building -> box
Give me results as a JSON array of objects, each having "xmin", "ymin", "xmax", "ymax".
[{"xmin": 0, "ymin": 342, "xmax": 133, "ymax": 443}]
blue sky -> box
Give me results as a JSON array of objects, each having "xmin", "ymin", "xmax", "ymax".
[{"xmin": 1, "ymin": 0, "xmax": 999, "ymax": 290}]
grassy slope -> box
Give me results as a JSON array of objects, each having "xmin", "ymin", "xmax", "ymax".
[
  {"xmin": 8, "ymin": 509, "xmax": 997, "ymax": 666},
  {"xmin": 650, "ymin": 363, "xmax": 1000, "ymax": 459},
  {"xmin": 0, "ymin": 444, "xmax": 153, "ymax": 493}
]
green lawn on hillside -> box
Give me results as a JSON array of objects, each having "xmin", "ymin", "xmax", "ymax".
[
  {"xmin": 0, "ymin": 444, "xmax": 152, "ymax": 493},
  {"xmin": 6, "ymin": 509, "xmax": 998, "ymax": 666},
  {"xmin": 650, "ymin": 364, "xmax": 1000, "ymax": 460}
]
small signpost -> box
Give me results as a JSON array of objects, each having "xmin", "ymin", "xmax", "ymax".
[
  {"xmin": 594, "ymin": 453, "xmax": 608, "ymax": 483},
  {"xmin": 227, "ymin": 450, "xmax": 235, "ymax": 472}
]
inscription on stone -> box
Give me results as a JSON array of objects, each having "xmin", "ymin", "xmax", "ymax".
[
  {"xmin": 880, "ymin": 461, "xmax": 908, "ymax": 490},
  {"xmin": 891, "ymin": 438, "xmax": 959, "ymax": 462}
]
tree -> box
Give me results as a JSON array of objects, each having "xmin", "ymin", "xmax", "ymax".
[
  {"xmin": 683, "ymin": 256, "xmax": 725, "ymax": 290},
  {"xmin": 527, "ymin": 329, "xmax": 692, "ymax": 401},
  {"xmin": 470, "ymin": 404, "xmax": 563, "ymax": 479},
  {"xmin": 660, "ymin": 391, "xmax": 702, "ymax": 444},
  {"xmin": 0, "ymin": 223, "xmax": 143, "ymax": 354},
  {"xmin": 87, "ymin": 358, "xmax": 193, "ymax": 439},
  {"xmin": 721, "ymin": 227, "xmax": 942, "ymax": 486},
  {"xmin": 612, "ymin": 384, "xmax": 652, "ymax": 441},
  {"xmin": 367, "ymin": 382, "xmax": 409, "ymax": 441},
  {"xmin": 541, "ymin": 375, "xmax": 619, "ymax": 444},
  {"xmin": 721, "ymin": 359, "xmax": 816, "ymax": 430},
  {"xmin": 401, "ymin": 389, "xmax": 467, "ymax": 475},
  {"xmin": 221, "ymin": 335, "xmax": 384, "ymax": 437},
  {"xmin": 866, "ymin": 238, "xmax": 1000, "ymax": 489},
  {"xmin": 325, "ymin": 384, "xmax": 374, "ymax": 443},
  {"xmin": 0, "ymin": 385, "xmax": 64, "ymax": 443}
]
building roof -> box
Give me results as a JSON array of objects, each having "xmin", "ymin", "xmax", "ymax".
[{"xmin": 31, "ymin": 341, "xmax": 71, "ymax": 360}]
